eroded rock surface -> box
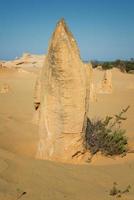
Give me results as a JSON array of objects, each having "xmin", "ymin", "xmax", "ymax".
[
  {"xmin": 35, "ymin": 19, "xmax": 92, "ymax": 162},
  {"xmin": 1, "ymin": 53, "xmax": 45, "ymax": 69}
]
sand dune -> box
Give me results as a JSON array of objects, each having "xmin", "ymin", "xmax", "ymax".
[{"xmin": 0, "ymin": 148, "xmax": 134, "ymax": 200}]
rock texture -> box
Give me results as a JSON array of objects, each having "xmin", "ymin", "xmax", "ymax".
[{"xmin": 35, "ymin": 19, "xmax": 92, "ymax": 162}]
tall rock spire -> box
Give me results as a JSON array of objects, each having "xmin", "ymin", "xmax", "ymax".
[
  {"xmin": 48, "ymin": 18, "xmax": 80, "ymax": 59},
  {"xmin": 35, "ymin": 19, "xmax": 92, "ymax": 163}
]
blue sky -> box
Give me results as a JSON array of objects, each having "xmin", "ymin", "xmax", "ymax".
[{"xmin": 0, "ymin": 0, "xmax": 134, "ymax": 61}]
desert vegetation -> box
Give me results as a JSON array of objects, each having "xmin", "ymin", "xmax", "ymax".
[
  {"xmin": 85, "ymin": 106, "xmax": 129, "ymax": 156},
  {"xmin": 90, "ymin": 58, "xmax": 134, "ymax": 73}
]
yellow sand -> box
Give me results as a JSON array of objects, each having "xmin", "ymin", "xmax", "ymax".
[{"xmin": 0, "ymin": 68, "xmax": 134, "ymax": 200}]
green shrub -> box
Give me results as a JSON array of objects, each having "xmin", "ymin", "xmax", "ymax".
[
  {"xmin": 102, "ymin": 62, "xmax": 113, "ymax": 70},
  {"xmin": 85, "ymin": 106, "xmax": 129, "ymax": 156},
  {"xmin": 91, "ymin": 59, "xmax": 134, "ymax": 73},
  {"xmin": 125, "ymin": 61, "xmax": 134, "ymax": 72}
]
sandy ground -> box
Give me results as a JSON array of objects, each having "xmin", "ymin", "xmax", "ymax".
[{"xmin": 0, "ymin": 67, "xmax": 134, "ymax": 200}]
